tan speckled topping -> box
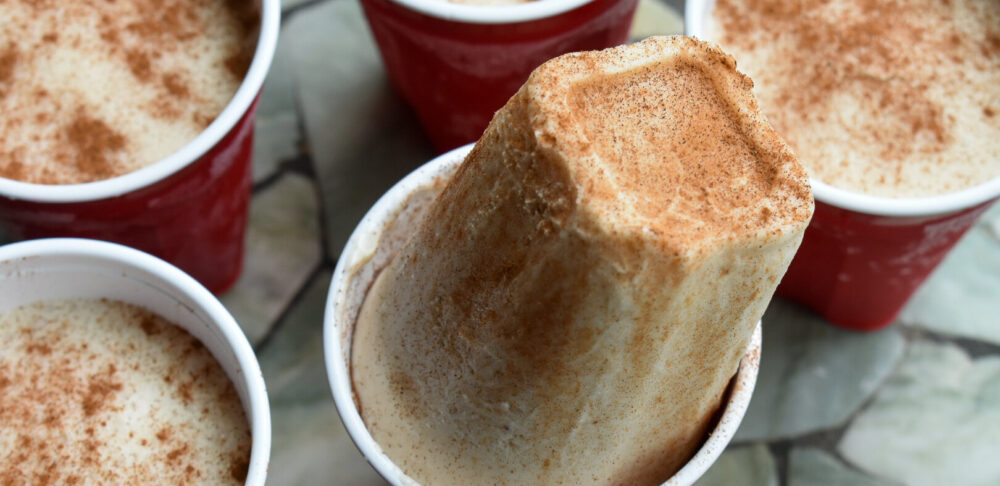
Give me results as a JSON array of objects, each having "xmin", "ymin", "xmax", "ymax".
[
  {"xmin": 351, "ymin": 36, "xmax": 813, "ymax": 486},
  {"xmin": 0, "ymin": 299, "xmax": 251, "ymax": 485},
  {"xmin": 527, "ymin": 37, "xmax": 812, "ymax": 249},
  {"xmin": 0, "ymin": 0, "xmax": 258, "ymax": 184},
  {"xmin": 710, "ymin": 0, "xmax": 1000, "ymax": 197}
]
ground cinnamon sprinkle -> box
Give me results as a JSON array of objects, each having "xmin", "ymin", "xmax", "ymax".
[
  {"xmin": 0, "ymin": 0, "xmax": 259, "ymax": 184},
  {"xmin": 716, "ymin": 0, "xmax": 951, "ymax": 158},
  {"xmin": 711, "ymin": 0, "xmax": 1000, "ymax": 197},
  {"xmin": 63, "ymin": 113, "xmax": 127, "ymax": 182},
  {"xmin": 81, "ymin": 364, "xmax": 124, "ymax": 417},
  {"xmin": 162, "ymin": 72, "xmax": 191, "ymax": 100},
  {"xmin": 125, "ymin": 48, "xmax": 154, "ymax": 82},
  {"xmin": 0, "ymin": 299, "xmax": 251, "ymax": 484},
  {"xmin": 0, "ymin": 44, "xmax": 17, "ymax": 94}
]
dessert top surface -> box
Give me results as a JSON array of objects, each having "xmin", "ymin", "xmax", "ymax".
[{"xmin": 521, "ymin": 36, "xmax": 813, "ymax": 249}]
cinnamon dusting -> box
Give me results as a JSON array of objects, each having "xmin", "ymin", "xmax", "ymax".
[
  {"xmin": 0, "ymin": 0, "xmax": 259, "ymax": 184},
  {"xmin": 0, "ymin": 44, "xmax": 17, "ymax": 95},
  {"xmin": 712, "ymin": 0, "xmax": 1000, "ymax": 196},
  {"xmin": 0, "ymin": 299, "xmax": 251, "ymax": 484},
  {"xmin": 63, "ymin": 113, "xmax": 127, "ymax": 182}
]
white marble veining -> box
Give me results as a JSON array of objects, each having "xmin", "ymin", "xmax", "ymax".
[
  {"xmin": 788, "ymin": 448, "xmax": 896, "ymax": 486},
  {"xmin": 694, "ymin": 445, "xmax": 777, "ymax": 486},
  {"xmin": 839, "ymin": 340, "xmax": 1000, "ymax": 486},
  {"xmin": 734, "ymin": 299, "xmax": 905, "ymax": 442}
]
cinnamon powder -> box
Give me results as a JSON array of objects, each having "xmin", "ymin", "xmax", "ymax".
[
  {"xmin": 712, "ymin": 0, "xmax": 1000, "ymax": 196},
  {"xmin": 0, "ymin": 0, "xmax": 259, "ymax": 184},
  {"xmin": 0, "ymin": 299, "xmax": 251, "ymax": 484},
  {"xmin": 0, "ymin": 44, "xmax": 17, "ymax": 96},
  {"xmin": 63, "ymin": 113, "xmax": 127, "ymax": 182}
]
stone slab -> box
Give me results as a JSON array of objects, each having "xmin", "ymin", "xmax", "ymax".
[
  {"xmin": 222, "ymin": 173, "xmax": 322, "ymax": 344},
  {"xmin": 734, "ymin": 299, "xmax": 905, "ymax": 441},
  {"xmin": 839, "ymin": 340, "xmax": 1000, "ymax": 486}
]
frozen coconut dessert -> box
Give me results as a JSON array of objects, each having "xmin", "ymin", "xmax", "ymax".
[
  {"xmin": 351, "ymin": 36, "xmax": 814, "ymax": 485},
  {"xmin": 0, "ymin": 299, "xmax": 251, "ymax": 484},
  {"xmin": 709, "ymin": 0, "xmax": 1000, "ymax": 198}
]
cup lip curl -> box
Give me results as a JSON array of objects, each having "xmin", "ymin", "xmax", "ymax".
[
  {"xmin": 323, "ymin": 143, "xmax": 762, "ymax": 486},
  {"xmin": 385, "ymin": 0, "xmax": 597, "ymax": 25},
  {"xmin": 685, "ymin": 0, "xmax": 1000, "ymax": 218},
  {"xmin": 0, "ymin": 0, "xmax": 281, "ymax": 204}
]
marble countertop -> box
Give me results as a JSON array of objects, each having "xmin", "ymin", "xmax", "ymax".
[{"xmin": 230, "ymin": 0, "xmax": 1000, "ymax": 484}]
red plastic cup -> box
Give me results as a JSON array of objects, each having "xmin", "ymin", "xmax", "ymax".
[
  {"xmin": 360, "ymin": 0, "xmax": 641, "ymax": 152},
  {"xmin": 0, "ymin": 0, "xmax": 281, "ymax": 295},
  {"xmin": 686, "ymin": 0, "xmax": 1000, "ymax": 331}
]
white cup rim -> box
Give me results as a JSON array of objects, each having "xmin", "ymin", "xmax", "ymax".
[
  {"xmin": 324, "ymin": 143, "xmax": 761, "ymax": 486},
  {"xmin": 386, "ymin": 0, "xmax": 596, "ymax": 24},
  {"xmin": 0, "ymin": 238, "xmax": 272, "ymax": 486},
  {"xmin": 0, "ymin": 0, "xmax": 281, "ymax": 204},
  {"xmin": 684, "ymin": 0, "xmax": 1000, "ymax": 218}
]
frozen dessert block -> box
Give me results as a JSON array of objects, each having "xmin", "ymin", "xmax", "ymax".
[{"xmin": 351, "ymin": 36, "xmax": 814, "ymax": 486}]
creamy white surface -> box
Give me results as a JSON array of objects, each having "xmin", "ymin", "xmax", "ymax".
[{"xmin": 0, "ymin": 299, "xmax": 251, "ymax": 484}]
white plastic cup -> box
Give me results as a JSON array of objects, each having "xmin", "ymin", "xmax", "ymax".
[
  {"xmin": 324, "ymin": 144, "xmax": 762, "ymax": 486},
  {"xmin": 0, "ymin": 238, "xmax": 271, "ymax": 486}
]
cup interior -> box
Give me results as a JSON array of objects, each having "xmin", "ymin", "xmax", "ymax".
[
  {"xmin": 0, "ymin": 0, "xmax": 281, "ymax": 204},
  {"xmin": 324, "ymin": 144, "xmax": 762, "ymax": 486},
  {"xmin": 0, "ymin": 238, "xmax": 271, "ymax": 486}
]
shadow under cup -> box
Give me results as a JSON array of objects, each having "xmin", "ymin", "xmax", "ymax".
[
  {"xmin": 0, "ymin": 0, "xmax": 281, "ymax": 295},
  {"xmin": 685, "ymin": 0, "xmax": 1000, "ymax": 331},
  {"xmin": 360, "ymin": 0, "xmax": 640, "ymax": 152}
]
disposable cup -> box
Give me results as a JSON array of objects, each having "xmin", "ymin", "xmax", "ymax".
[
  {"xmin": 360, "ymin": 0, "xmax": 640, "ymax": 152},
  {"xmin": 323, "ymin": 144, "xmax": 762, "ymax": 486},
  {"xmin": 685, "ymin": 0, "xmax": 1000, "ymax": 331},
  {"xmin": 0, "ymin": 0, "xmax": 281, "ymax": 294},
  {"xmin": 0, "ymin": 238, "xmax": 271, "ymax": 485}
]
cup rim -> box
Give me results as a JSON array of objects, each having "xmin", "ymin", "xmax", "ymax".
[
  {"xmin": 684, "ymin": 0, "xmax": 1000, "ymax": 218},
  {"xmin": 0, "ymin": 238, "xmax": 272, "ymax": 486},
  {"xmin": 0, "ymin": 0, "xmax": 281, "ymax": 204},
  {"xmin": 323, "ymin": 143, "xmax": 761, "ymax": 486},
  {"xmin": 386, "ymin": 0, "xmax": 596, "ymax": 24}
]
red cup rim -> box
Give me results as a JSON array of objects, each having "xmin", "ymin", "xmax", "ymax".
[
  {"xmin": 387, "ymin": 0, "xmax": 596, "ymax": 24},
  {"xmin": 0, "ymin": 0, "xmax": 281, "ymax": 204},
  {"xmin": 684, "ymin": 0, "xmax": 1000, "ymax": 218}
]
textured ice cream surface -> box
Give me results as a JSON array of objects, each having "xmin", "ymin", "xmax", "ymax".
[{"xmin": 351, "ymin": 36, "xmax": 813, "ymax": 486}]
